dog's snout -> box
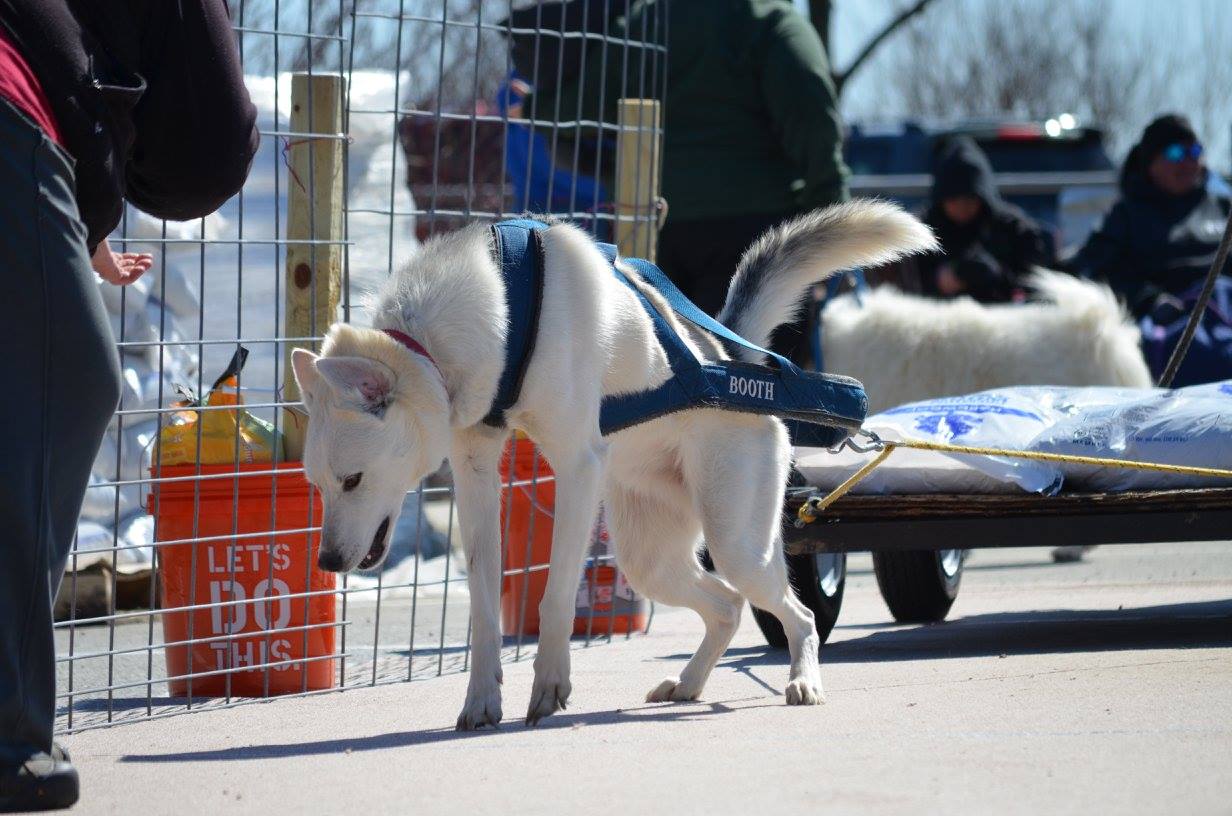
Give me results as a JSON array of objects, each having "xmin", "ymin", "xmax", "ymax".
[{"xmin": 317, "ymin": 549, "xmax": 348, "ymax": 573}]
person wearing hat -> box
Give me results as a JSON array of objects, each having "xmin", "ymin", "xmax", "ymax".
[
  {"xmin": 918, "ymin": 136, "xmax": 1057, "ymax": 303},
  {"xmin": 1069, "ymin": 114, "xmax": 1231, "ymax": 318}
]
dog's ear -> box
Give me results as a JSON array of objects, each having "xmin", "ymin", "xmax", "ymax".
[
  {"xmin": 291, "ymin": 348, "xmax": 323, "ymax": 408},
  {"xmin": 314, "ymin": 356, "xmax": 397, "ymax": 415}
]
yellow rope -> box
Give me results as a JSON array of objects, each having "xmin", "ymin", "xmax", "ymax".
[
  {"xmin": 796, "ymin": 446, "xmax": 894, "ymax": 526},
  {"xmin": 889, "ymin": 438, "xmax": 1232, "ymax": 479},
  {"xmin": 795, "ymin": 434, "xmax": 1232, "ymax": 527}
]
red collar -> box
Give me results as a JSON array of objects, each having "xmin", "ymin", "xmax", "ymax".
[{"xmin": 383, "ymin": 329, "xmax": 443, "ymax": 379}]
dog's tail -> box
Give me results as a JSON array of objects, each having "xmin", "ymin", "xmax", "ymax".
[{"xmin": 717, "ymin": 200, "xmax": 938, "ymax": 360}]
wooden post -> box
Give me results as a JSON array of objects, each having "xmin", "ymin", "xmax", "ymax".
[
  {"xmin": 614, "ymin": 98, "xmax": 662, "ymax": 262},
  {"xmin": 282, "ymin": 73, "xmax": 345, "ymax": 460}
]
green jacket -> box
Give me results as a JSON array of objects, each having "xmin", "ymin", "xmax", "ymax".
[{"xmin": 527, "ymin": 0, "xmax": 849, "ymax": 221}]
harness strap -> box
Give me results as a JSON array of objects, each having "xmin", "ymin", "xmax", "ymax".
[
  {"xmin": 480, "ymin": 219, "xmax": 868, "ymax": 442},
  {"xmin": 597, "ymin": 242, "xmax": 866, "ymax": 438},
  {"xmin": 483, "ymin": 219, "xmax": 547, "ymax": 427},
  {"xmin": 619, "ymin": 253, "xmax": 802, "ymax": 374}
]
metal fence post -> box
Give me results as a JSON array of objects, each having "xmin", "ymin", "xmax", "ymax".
[{"xmin": 283, "ymin": 72, "xmax": 345, "ymax": 460}]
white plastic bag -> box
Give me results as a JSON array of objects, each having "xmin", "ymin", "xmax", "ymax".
[
  {"xmin": 1030, "ymin": 381, "xmax": 1232, "ymax": 491},
  {"xmin": 865, "ymin": 389, "xmax": 1065, "ymax": 494}
]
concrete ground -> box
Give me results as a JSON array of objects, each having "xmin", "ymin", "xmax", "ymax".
[{"xmin": 62, "ymin": 542, "xmax": 1231, "ymax": 815}]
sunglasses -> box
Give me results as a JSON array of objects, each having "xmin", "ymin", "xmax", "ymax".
[{"xmin": 1161, "ymin": 142, "xmax": 1203, "ymax": 162}]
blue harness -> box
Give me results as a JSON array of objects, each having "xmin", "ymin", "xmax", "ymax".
[{"xmin": 483, "ymin": 219, "xmax": 867, "ymax": 448}]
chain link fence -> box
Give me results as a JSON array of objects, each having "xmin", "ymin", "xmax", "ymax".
[{"xmin": 57, "ymin": 0, "xmax": 667, "ymax": 733}]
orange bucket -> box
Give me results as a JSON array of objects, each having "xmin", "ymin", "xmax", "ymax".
[
  {"xmin": 499, "ymin": 437, "xmax": 647, "ymax": 637},
  {"xmin": 499, "ymin": 436, "xmax": 554, "ymax": 635},
  {"xmin": 148, "ymin": 463, "xmax": 337, "ymax": 697},
  {"xmin": 573, "ymin": 512, "xmax": 647, "ymax": 636}
]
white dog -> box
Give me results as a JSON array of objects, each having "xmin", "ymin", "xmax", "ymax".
[
  {"xmin": 821, "ymin": 270, "xmax": 1151, "ymax": 414},
  {"xmin": 290, "ymin": 201, "xmax": 935, "ymax": 728},
  {"xmin": 820, "ymin": 270, "xmax": 1152, "ymax": 563}
]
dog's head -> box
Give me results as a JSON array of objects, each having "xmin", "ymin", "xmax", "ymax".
[{"xmin": 291, "ymin": 326, "xmax": 451, "ymax": 573}]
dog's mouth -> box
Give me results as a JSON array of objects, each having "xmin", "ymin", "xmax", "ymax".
[{"xmin": 358, "ymin": 516, "xmax": 391, "ymax": 570}]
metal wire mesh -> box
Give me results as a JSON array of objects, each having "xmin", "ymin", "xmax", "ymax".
[{"xmin": 56, "ymin": 0, "xmax": 667, "ymax": 734}]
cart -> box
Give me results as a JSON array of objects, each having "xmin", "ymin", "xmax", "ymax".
[
  {"xmin": 751, "ymin": 207, "xmax": 1232, "ymax": 648},
  {"xmin": 751, "ymin": 484, "xmax": 1232, "ymax": 648}
]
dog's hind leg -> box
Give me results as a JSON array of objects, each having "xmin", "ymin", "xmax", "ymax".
[
  {"xmin": 450, "ymin": 428, "xmax": 509, "ymax": 730},
  {"xmin": 687, "ymin": 419, "xmax": 824, "ymax": 706},
  {"xmin": 606, "ymin": 483, "xmax": 743, "ymax": 703},
  {"xmin": 523, "ymin": 434, "xmax": 608, "ymax": 725}
]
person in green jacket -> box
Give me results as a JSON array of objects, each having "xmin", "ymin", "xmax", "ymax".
[{"xmin": 527, "ymin": 0, "xmax": 849, "ymax": 358}]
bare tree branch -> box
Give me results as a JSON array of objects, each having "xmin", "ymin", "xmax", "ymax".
[
  {"xmin": 868, "ymin": 0, "xmax": 1232, "ymax": 164},
  {"xmin": 833, "ymin": 0, "xmax": 940, "ymax": 95}
]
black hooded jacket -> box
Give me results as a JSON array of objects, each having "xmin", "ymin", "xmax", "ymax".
[
  {"xmin": 1068, "ymin": 152, "xmax": 1231, "ymax": 319},
  {"xmin": 918, "ymin": 137, "xmax": 1056, "ymax": 303},
  {"xmin": 0, "ymin": 0, "xmax": 258, "ymax": 252}
]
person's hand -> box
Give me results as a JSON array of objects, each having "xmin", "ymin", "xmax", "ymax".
[
  {"xmin": 91, "ymin": 239, "xmax": 153, "ymax": 286},
  {"xmin": 935, "ymin": 263, "xmax": 966, "ymax": 296}
]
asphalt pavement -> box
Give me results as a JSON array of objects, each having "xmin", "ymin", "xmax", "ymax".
[{"xmin": 60, "ymin": 541, "xmax": 1232, "ymax": 815}]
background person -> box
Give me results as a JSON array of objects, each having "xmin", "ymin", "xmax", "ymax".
[
  {"xmin": 918, "ymin": 136, "xmax": 1057, "ymax": 303},
  {"xmin": 0, "ymin": 1, "xmax": 257, "ymax": 810},
  {"xmin": 527, "ymin": 0, "xmax": 850, "ymax": 362},
  {"xmin": 1069, "ymin": 114, "xmax": 1231, "ymax": 320}
]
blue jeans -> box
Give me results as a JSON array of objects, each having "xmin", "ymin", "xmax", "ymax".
[{"xmin": 0, "ymin": 98, "xmax": 120, "ymax": 761}]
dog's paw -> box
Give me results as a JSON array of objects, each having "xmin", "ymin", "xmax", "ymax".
[
  {"xmin": 784, "ymin": 677, "xmax": 825, "ymax": 706},
  {"xmin": 644, "ymin": 676, "xmax": 701, "ymax": 703},
  {"xmin": 456, "ymin": 677, "xmax": 503, "ymax": 731},
  {"xmin": 525, "ymin": 675, "xmax": 571, "ymax": 726}
]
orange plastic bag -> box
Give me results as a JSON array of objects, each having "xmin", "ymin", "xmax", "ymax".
[{"xmin": 157, "ymin": 347, "xmax": 283, "ymax": 466}]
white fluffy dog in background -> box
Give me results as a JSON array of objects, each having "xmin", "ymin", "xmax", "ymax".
[
  {"xmin": 822, "ymin": 270, "xmax": 1152, "ymax": 414},
  {"xmin": 819, "ymin": 270, "xmax": 1152, "ymax": 562}
]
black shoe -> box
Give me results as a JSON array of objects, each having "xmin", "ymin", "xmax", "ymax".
[{"xmin": 0, "ymin": 743, "xmax": 79, "ymax": 812}]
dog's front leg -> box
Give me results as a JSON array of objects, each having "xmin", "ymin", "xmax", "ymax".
[
  {"xmin": 450, "ymin": 428, "xmax": 508, "ymax": 730},
  {"xmin": 525, "ymin": 436, "xmax": 607, "ymax": 725}
]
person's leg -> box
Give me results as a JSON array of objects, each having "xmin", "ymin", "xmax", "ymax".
[{"xmin": 0, "ymin": 98, "xmax": 120, "ymax": 806}]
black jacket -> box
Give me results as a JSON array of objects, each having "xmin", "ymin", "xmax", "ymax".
[
  {"xmin": 0, "ymin": 0, "xmax": 258, "ymax": 251},
  {"xmin": 1068, "ymin": 161, "xmax": 1231, "ymax": 318},
  {"xmin": 918, "ymin": 137, "xmax": 1056, "ymax": 303}
]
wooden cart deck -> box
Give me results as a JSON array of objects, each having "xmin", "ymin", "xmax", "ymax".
[{"xmin": 783, "ymin": 487, "xmax": 1232, "ymax": 555}]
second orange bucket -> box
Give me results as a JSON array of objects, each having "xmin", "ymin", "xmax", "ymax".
[{"xmin": 498, "ymin": 436, "xmax": 648, "ymax": 637}]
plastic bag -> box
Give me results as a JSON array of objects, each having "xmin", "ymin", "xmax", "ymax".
[
  {"xmin": 866, "ymin": 389, "xmax": 1065, "ymax": 494},
  {"xmin": 797, "ymin": 382, "xmax": 1232, "ymax": 496},
  {"xmin": 1030, "ymin": 380, "xmax": 1232, "ymax": 492},
  {"xmin": 156, "ymin": 347, "xmax": 283, "ymax": 466}
]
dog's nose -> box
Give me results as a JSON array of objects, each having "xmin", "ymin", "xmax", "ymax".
[{"xmin": 317, "ymin": 549, "xmax": 348, "ymax": 572}]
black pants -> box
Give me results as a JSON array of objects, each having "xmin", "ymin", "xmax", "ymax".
[
  {"xmin": 0, "ymin": 99, "xmax": 121, "ymax": 762},
  {"xmin": 657, "ymin": 210, "xmax": 812, "ymax": 363}
]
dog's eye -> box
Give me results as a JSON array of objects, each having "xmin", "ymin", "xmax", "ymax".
[{"xmin": 342, "ymin": 473, "xmax": 363, "ymax": 492}]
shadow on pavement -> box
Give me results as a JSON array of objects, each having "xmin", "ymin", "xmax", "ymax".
[
  {"xmin": 116, "ymin": 600, "xmax": 1230, "ymax": 764},
  {"xmin": 118, "ymin": 697, "xmax": 779, "ymax": 763},
  {"xmin": 703, "ymin": 599, "xmax": 1232, "ymax": 669}
]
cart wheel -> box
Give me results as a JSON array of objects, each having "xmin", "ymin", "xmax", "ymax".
[
  {"xmin": 752, "ymin": 551, "xmax": 846, "ymax": 649},
  {"xmin": 872, "ymin": 549, "xmax": 964, "ymax": 623}
]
